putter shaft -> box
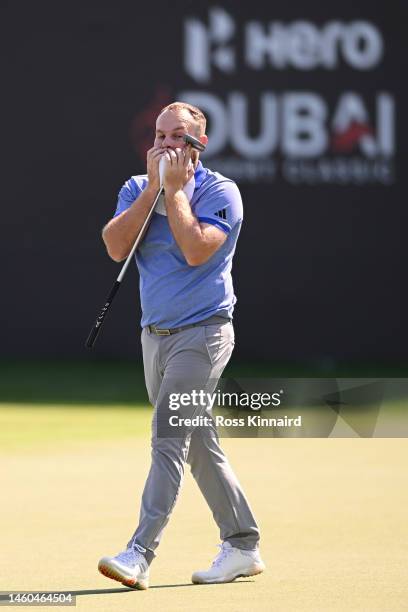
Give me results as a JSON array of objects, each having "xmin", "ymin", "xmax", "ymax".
[{"xmin": 85, "ymin": 186, "xmax": 163, "ymax": 348}]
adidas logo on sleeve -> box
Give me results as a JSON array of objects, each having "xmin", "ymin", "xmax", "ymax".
[{"xmin": 214, "ymin": 209, "xmax": 227, "ymax": 220}]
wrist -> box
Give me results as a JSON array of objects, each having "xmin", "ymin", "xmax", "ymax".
[
  {"xmin": 145, "ymin": 182, "xmax": 160, "ymax": 197},
  {"xmin": 164, "ymin": 185, "xmax": 184, "ymax": 199}
]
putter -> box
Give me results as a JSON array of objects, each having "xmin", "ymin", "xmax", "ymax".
[
  {"xmin": 85, "ymin": 133, "xmax": 206, "ymax": 348},
  {"xmin": 184, "ymin": 133, "xmax": 206, "ymax": 151}
]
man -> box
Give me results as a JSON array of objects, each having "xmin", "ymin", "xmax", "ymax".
[{"xmin": 98, "ymin": 102, "xmax": 264, "ymax": 589}]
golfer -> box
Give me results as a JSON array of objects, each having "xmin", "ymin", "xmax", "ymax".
[{"xmin": 98, "ymin": 102, "xmax": 264, "ymax": 589}]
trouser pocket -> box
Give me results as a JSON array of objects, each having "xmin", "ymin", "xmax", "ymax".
[{"xmin": 203, "ymin": 323, "xmax": 235, "ymax": 367}]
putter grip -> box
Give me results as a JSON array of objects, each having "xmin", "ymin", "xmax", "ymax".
[{"xmin": 85, "ymin": 280, "xmax": 121, "ymax": 348}]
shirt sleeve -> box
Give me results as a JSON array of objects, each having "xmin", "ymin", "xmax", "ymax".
[
  {"xmin": 194, "ymin": 180, "xmax": 243, "ymax": 234},
  {"xmin": 113, "ymin": 177, "xmax": 142, "ymax": 218}
]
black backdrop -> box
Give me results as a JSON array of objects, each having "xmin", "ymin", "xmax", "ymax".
[{"xmin": 3, "ymin": 1, "xmax": 408, "ymax": 362}]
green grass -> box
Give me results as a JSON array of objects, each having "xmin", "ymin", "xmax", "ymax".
[
  {"xmin": 0, "ymin": 404, "xmax": 152, "ymax": 452},
  {"xmin": 0, "ymin": 361, "xmax": 148, "ymax": 405}
]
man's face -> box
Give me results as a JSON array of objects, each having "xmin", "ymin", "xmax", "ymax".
[{"xmin": 154, "ymin": 109, "xmax": 202, "ymax": 164}]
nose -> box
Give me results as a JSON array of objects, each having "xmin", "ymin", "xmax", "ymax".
[{"xmin": 161, "ymin": 136, "xmax": 173, "ymax": 148}]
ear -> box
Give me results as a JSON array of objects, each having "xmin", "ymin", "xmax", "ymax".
[{"xmin": 200, "ymin": 134, "xmax": 208, "ymax": 146}]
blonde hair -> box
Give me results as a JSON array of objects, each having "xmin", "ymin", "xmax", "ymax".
[{"xmin": 159, "ymin": 101, "xmax": 206, "ymax": 136}]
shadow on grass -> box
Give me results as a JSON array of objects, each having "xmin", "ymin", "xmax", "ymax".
[{"xmin": 73, "ymin": 580, "xmax": 252, "ymax": 593}]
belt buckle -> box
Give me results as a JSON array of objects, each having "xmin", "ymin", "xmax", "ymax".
[{"xmin": 155, "ymin": 328, "xmax": 171, "ymax": 336}]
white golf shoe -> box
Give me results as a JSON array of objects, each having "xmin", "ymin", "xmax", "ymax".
[
  {"xmin": 98, "ymin": 548, "xmax": 149, "ymax": 589},
  {"xmin": 191, "ymin": 541, "xmax": 265, "ymax": 584}
]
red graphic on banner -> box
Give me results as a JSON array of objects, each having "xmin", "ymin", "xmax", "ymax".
[
  {"xmin": 130, "ymin": 87, "xmax": 172, "ymax": 161},
  {"xmin": 331, "ymin": 122, "xmax": 373, "ymax": 153}
]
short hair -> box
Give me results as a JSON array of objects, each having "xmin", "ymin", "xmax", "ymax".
[{"xmin": 159, "ymin": 101, "xmax": 206, "ymax": 136}]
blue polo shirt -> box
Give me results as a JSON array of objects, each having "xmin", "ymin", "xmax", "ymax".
[{"xmin": 113, "ymin": 161, "xmax": 243, "ymax": 328}]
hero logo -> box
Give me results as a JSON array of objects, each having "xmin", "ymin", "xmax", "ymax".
[
  {"xmin": 185, "ymin": 8, "xmax": 236, "ymax": 83},
  {"xmin": 184, "ymin": 8, "xmax": 383, "ymax": 82},
  {"xmin": 180, "ymin": 8, "xmax": 395, "ymax": 184}
]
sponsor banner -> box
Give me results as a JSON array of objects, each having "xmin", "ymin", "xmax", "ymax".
[{"xmin": 132, "ymin": 7, "xmax": 397, "ymax": 185}]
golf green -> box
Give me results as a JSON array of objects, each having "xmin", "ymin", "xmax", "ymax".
[{"xmin": 1, "ymin": 404, "xmax": 407, "ymax": 611}]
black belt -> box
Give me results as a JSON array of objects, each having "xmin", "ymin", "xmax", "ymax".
[{"xmin": 147, "ymin": 315, "xmax": 230, "ymax": 336}]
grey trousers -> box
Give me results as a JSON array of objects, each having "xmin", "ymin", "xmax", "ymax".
[{"xmin": 127, "ymin": 320, "xmax": 260, "ymax": 564}]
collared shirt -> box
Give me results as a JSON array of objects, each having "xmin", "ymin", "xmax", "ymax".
[{"xmin": 113, "ymin": 161, "xmax": 243, "ymax": 328}]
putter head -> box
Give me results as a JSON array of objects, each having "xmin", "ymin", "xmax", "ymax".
[{"xmin": 184, "ymin": 134, "xmax": 206, "ymax": 152}]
